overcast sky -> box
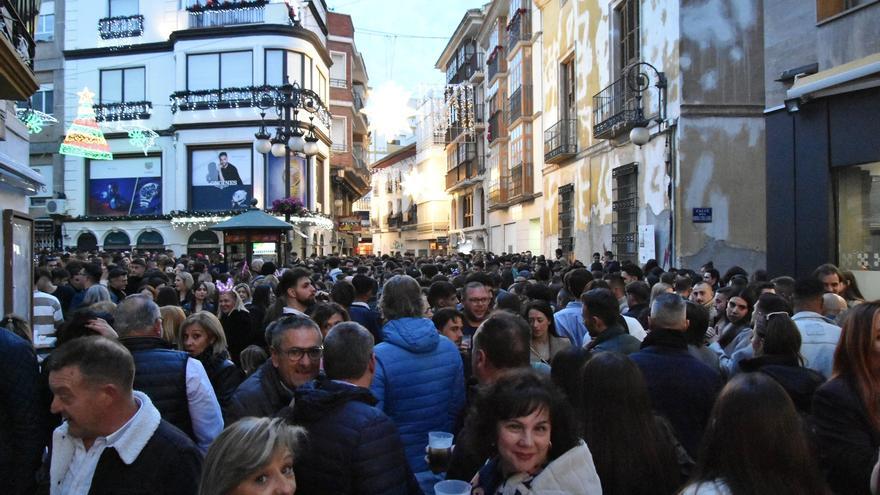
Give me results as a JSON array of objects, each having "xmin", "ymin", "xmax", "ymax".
[{"xmin": 326, "ymin": 0, "xmax": 486, "ymax": 97}]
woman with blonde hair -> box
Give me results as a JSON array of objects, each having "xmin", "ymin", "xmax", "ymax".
[
  {"xmin": 160, "ymin": 305, "xmax": 187, "ymax": 346},
  {"xmin": 178, "ymin": 311, "xmax": 243, "ymax": 419},
  {"xmin": 199, "ymin": 417, "xmax": 306, "ymax": 495},
  {"xmin": 218, "ymin": 288, "xmax": 259, "ymax": 365},
  {"xmin": 175, "ymin": 271, "xmax": 195, "ymax": 307}
]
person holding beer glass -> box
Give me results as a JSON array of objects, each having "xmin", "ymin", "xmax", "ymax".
[{"xmin": 462, "ymin": 369, "xmax": 602, "ymax": 493}]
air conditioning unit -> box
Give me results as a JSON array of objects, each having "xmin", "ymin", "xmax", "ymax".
[{"xmin": 45, "ymin": 199, "xmax": 67, "ymax": 215}]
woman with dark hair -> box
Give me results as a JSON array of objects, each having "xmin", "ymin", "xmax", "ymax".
[
  {"xmin": 247, "ymin": 284, "xmax": 272, "ymax": 336},
  {"xmin": 711, "ymin": 288, "xmax": 754, "ymax": 358},
  {"xmin": 523, "ymin": 300, "xmax": 570, "ymax": 366},
  {"xmin": 580, "ymin": 352, "xmax": 685, "ymax": 494},
  {"xmin": 738, "ymin": 312, "xmax": 825, "ymax": 413},
  {"xmin": 841, "ymin": 270, "xmax": 866, "ymax": 308},
  {"xmin": 681, "ymin": 373, "xmax": 828, "ymax": 495},
  {"xmin": 183, "ymin": 281, "xmax": 215, "ymax": 315},
  {"xmin": 309, "ymin": 302, "xmax": 350, "ymax": 337},
  {"xmin": 721, "ymin": 266, "xmax": 748, "ymax": 287},
  {"xmin": 813, "ymin": 302, "xmax": 880, "ymax": 495},
  {"xmin": 549, "ymin": 347, "xmax": 591, "ymax": 411},
  {"xmin": 466, "ymin": 369, "xmax": 602, "ymax": 493}
]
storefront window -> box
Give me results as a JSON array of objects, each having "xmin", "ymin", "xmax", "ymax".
[{"xmin": 837, "ymin": 161, "xmax": 880, "ymax": 298}]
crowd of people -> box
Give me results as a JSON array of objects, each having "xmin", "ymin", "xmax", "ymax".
[{"xmin": 2, "ymin": 247, "xmax": 880, "ymax": 494}]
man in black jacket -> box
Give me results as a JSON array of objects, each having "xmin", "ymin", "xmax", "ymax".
[
  {"xmin": 47, "ymin": 336, "xmax": 202, "ymax": 494},
  {"xmin": 290, "ymin": 322, "xmax": 420, "ymax": 495}
]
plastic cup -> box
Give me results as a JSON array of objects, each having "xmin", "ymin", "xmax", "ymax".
[
  {"xmin": 428, "ymin": 431, "xmax": 454, "ymax": 449},
  {"xmin": 434, "ymin": 479, "xmax": 471, "ymax": 495}
]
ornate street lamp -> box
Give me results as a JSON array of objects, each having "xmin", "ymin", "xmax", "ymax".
[{"xmin": 625, "ymin": 62, "xmax": 667, "ymax": 147}]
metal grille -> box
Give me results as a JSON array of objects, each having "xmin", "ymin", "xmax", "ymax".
[
  {"xmin": 612, "ymin": 163, "xmax": 638, "ymax": 264},
  {"xmin": 558, "ymin": 184, "xmax": 574, "ymax": 254}
]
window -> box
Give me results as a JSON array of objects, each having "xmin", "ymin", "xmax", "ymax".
[
  {"xmin": 817, "ymin": 0, "xmax": 873, "ymax": 21},
  {"xmin": 508, "ymin": 50, "xmax": 522, "ymax": 93},
  {"xmin": 100, "ymin": 68, "xmax": 145, "ymax": 103},
  {"xmin": 316, "ymin": 70, "xmax": 327, "ymax": 101},
  {"xmin": 330, "ymin": 52, "xmax": 347, "ymax": 87},
  {"xmin": 561, "ymin": 58, "xmax": 575, "ymax": 120},
  {"xmin": 30, "ymin": 85, "xmax": 54, "ymax": 114},
  {"xmin": 836, "ymin": 162, "xmax": 880, "ymax": 290},
  {"xmin": 265, "ymin": 49, "xmax": 312, "ymax": 89},
  {"xmin": 331, "ymin": 116, "xmax": 347, "ymax": 151},
  {"xmin": 616, "ymin": 0, "xmax": 640, "ymax": 71},
  {"xmin": 35, "ymin": 1, "xmax": 54, "ymax": 41},
  {"xmin": 509, "ymin": 124, "xmax": 523, "ymax": 168},
  {"xmin": 187, "ymin": 51, "xmax": 252, "ymax": 91},
  {"xmin": 558, "ymin": 184, "xmax": 574, "ymax": 255},
  {"xmin": 612, "ymin": 163, "xmax": 638, "ymax": 264},
  {"xmin": 109, "ymin": 0, "xmax": 138, "ymax": 17},
  {"xmin": 463, "ymin": 195, "xmax": 474, "ymax": 228}
]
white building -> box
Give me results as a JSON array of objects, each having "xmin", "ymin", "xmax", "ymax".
[{"xmin": 59, "ymin": 0, "xmax": 335, "ymax": 257}]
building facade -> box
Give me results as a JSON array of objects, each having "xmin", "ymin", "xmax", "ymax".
[
  {"xmin": 369, "ymin": 142, "xmax": 417, "ymax": 255},
  {"xmin": 0, "ymin": 0, "xmax": 44, "ymax": 319},
  {"xmin": 535, "ymin": 0, "xmax": 766, "ymax": 270},
  {"xmin": 764, "ymin": 0, "xmax": 880, "ymax": 295},
  {"xmin": 57, "ymin": 0, "xmax": 335, "ymax": 257},
  {"xmin": 327, "ymin": 11, "xmax": 370, "ymax": 255}
]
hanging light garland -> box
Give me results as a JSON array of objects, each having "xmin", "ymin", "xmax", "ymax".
[{"xmin": 14, "ymin": 106, "xmax": 58, "ymax": 134}]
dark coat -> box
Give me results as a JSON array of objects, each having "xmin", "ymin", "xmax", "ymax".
[
  {"xmin": 87, "ymin": 420, "xmax": 202, "ymax": 495},
  {"xmin": 195, "ymin": 351, "xmax": 243, "ymax": 422},
  {"xmin": 630, "ymin": 329, "xmax": 723, "ymax": 458},
  {"xmin": 739, "ymin": 354, "xmax": 825, "ymax": 414},
  {"xmin": 348, "ymin": 303, "xmax": 383, "ymax": 343},
  {"xmin": 0, "ymin": 331, "xmax": 44, "ymax": 494},
  {"xmin": 220, "ymin": 309, "xmax": 261, "ymax": 365},
  {"xmin": 227, "ymin": 360, "xmax": 293, "ymax": 422},
  {"xmin": 290, "ymin": 378, "xmax": 421, "ymax": 495},
  {"xmin": 812, "ymin": 377, "xmax": 880, "ymax": 495}
]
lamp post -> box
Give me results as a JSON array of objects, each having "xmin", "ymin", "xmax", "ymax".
[
  {"xmin": 625, "ymin": 61, "xmax": 667, "ymax": 147},
  {"xmin": 254, "ymin": 78, "xmax": 323, "ymax": 263}
]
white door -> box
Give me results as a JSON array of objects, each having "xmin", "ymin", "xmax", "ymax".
[{"xmin": 504, "ymin": 222, "xmax": 517, "ymax": 254}]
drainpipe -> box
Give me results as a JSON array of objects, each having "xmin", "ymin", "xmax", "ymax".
[{"xmin": 665, "ymin": 119, "xmax": 678, "ymax": 269}]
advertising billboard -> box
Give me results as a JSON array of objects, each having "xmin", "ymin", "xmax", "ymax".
[
  {"xmin": 87, "ymin": 156, "xmax": 162, "ymax": 216},
  {"xmin": 266, "ymin": 153, "xmax": 308, "ymax": 206},
  {"xmin": 190, "ymin": 147, "xmax": 253, "ymax": 211}
]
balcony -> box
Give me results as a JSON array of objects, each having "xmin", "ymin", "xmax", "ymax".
[
  {"xmin": 507, "ymin": 9, "xmax": 531, "ymax": 50},
  {"xmin": 331, "ymin": 142, "xmax": 347, "ymax": 152},
  {"xmin": 98, "ymin": 15, "xmax": 144, "ymax": 39},
  {"xmin": 544, "ymin": 119, "xmax": 577, "ymax": 163},
  {"xmin": 508, "ymin": 85, "xmax": 532, "ymax": 125},
  {"xmin": 592, "ymin": 73, "xmax": 645, "ymax": 139},
  {"xmin": 330, "ymin": 78, "xmax": 347, "ymax": 88},
  {"xmin": 0, "ymin": 0, "xmax": 38, "ymax": 100},
  {"xmin": 94, "ymin": 101, "xmax": 152, "ymax": 122},
  {"xmin": 469, "ymin": 53, "xmax": 484, "ymax": 83},
  {"xmin": 387, "ymin": 212, "xmax": 403, "ymax": 229},
  {"xmin": 403, "ymin": 205, "xmax": 418, "ymax": 227},
  {"xmin": 488, "ymin": 108, "xmax": 506, "ymax": 143},
  {"xmin": 508, "ymin": 162, "xmax": 534, "ymax": 200},
  {"xmin": 487, "ymin": 178, "xmax": 509, "ymax": 208},
  {"xmin": 186, "ymin": 0, "xmax": 266, "ymax": 28},
  {"xmin": 446, "ymin": 153, "xmax": 485, "ymax": 191},
  {"xmin": 487, "ymin": 47, "xmax": 506, "ymax": 82},
  {"xmin": 169, "ymin": 85, "xmax": 331, "ymax": 128}
]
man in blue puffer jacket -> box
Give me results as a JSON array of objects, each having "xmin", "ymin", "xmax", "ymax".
[{"xmin": 372, "ymin": 275, "xmax": 466, "ymax": 493}]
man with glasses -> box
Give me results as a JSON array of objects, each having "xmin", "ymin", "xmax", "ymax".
[{"xmin": 228, "ymin": 315, "xmax": 323, "ymax": 422}]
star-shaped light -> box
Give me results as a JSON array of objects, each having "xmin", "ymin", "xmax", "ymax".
[
  {"xmin": 77, "ymin": 87, "xmax": 95, "ymax": 105},
  {"xmin": 361, "ymin": 81, "xmax": 415, "ymax": 138}
]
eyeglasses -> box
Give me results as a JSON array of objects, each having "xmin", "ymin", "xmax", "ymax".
[{"xmin": 281, "ymin": 346, "xmax": 323, "ymax": 361}]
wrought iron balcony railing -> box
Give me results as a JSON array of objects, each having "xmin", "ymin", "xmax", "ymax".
[
  {"xmin": 98, "ymin": 15, "xmax": 144, "ymax": 39},
  {"xmin": 330, "ymin": 78, "xmax": 347, "ymax": 88},
  {"xmin": 488, "ymin": 178, "xmax": 509, "ymax": 207},
  {"xmin": 169, "ymin": 85, "xmax": 331, "ymax": 128},
  {"xmin": 1, "ymin": 0, "xmax": 37, "ymax": 70},
  {"xmin": 592, "ymin": 73, "xmax": 645, "ymax": 139},
  {"xmin": 94, "ymin": 101, "xmax": 152, "ymax": 122},
  {"xmin": 544, "ymin": 119, "xmax": 577, "ymax": 163},
  {"xmin": 446, "ymin": 152, "xmax": 485, "ymax": 190},
  {"xmin": 388, "ymin": 212, "xmax": 403, "ymax": 229},
  {"xmin": 187, "ymin": 0, "xmax": 266, "ymax": 28},
  {"xmin": 488, "ymin": 108, "xmax": 506, "ymax": 143},
  {"xmin": 487, "ymin": 46, "xmax": 505, "ymax": 82},
  {"xmin": 507, "ymin": 85, "xmax": 532, "ymax": 125},
  {"xmin": 507, "ymin": 8, "xmax": 531, "ymax": 49},
  {"xmin": 331, "ymin": 142, "xmax": 346, "ymax": 152}
]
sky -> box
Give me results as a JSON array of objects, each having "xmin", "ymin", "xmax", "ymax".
[
  {"xmin": 325, "ymin": 0, "xmax": 486, "ymax": 139},
  {"xmin": 326, "ymin": 0, "xmax": 486, "ymax": 95}
]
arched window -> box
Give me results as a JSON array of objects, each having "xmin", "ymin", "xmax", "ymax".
[
  {"xmin": 103, "ymin": 231, "xmax": 131, "ymax": 250},
  {"xmin": 137, "ymin": 231, "xmax": 164, "ymax": 248},
  {"xmin": 76, "ymin": 232, "xmax": 98, "ymax": 252}
]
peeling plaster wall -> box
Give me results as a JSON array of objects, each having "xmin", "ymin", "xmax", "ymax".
[{"xmin": 535, "ymin": 0, "xmax": 766, "ymax": 269}]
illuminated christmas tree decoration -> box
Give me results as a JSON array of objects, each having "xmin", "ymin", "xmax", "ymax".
[{"xmin": 60, "ymin": 87, "xmax": 113, "ymax": 160}]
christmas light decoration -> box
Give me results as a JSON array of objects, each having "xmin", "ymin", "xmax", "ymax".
[
  {"xmin": 60, "ymin": 88, "xmax": 113, "ymax": 160},
  {"xmin": 14, "ymin": 106, "xmax": 58, "ymax": 134},
  {"xmin": 93, "ymin": 101, "xmax": 152, "ymax": 122},
  {"xmin": 98, "ymin": 14, "xmax": 144, "ymax": 40},
  {"xmin": 169, "ymin": 85, "xmax": 330, "ymax": 127},
  {"xmin": 123, "ymin": 125, "xmax": 159, "ymax": 155}
]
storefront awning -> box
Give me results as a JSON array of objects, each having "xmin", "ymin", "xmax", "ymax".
[{"xmin": 788, "ymin": 52, "xmax": 880, "ymax": 100}]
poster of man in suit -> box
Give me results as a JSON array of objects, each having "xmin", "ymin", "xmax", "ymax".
[{"xmin": 190, "ymin": 147, "xmax": 253, "ymax": 211}]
